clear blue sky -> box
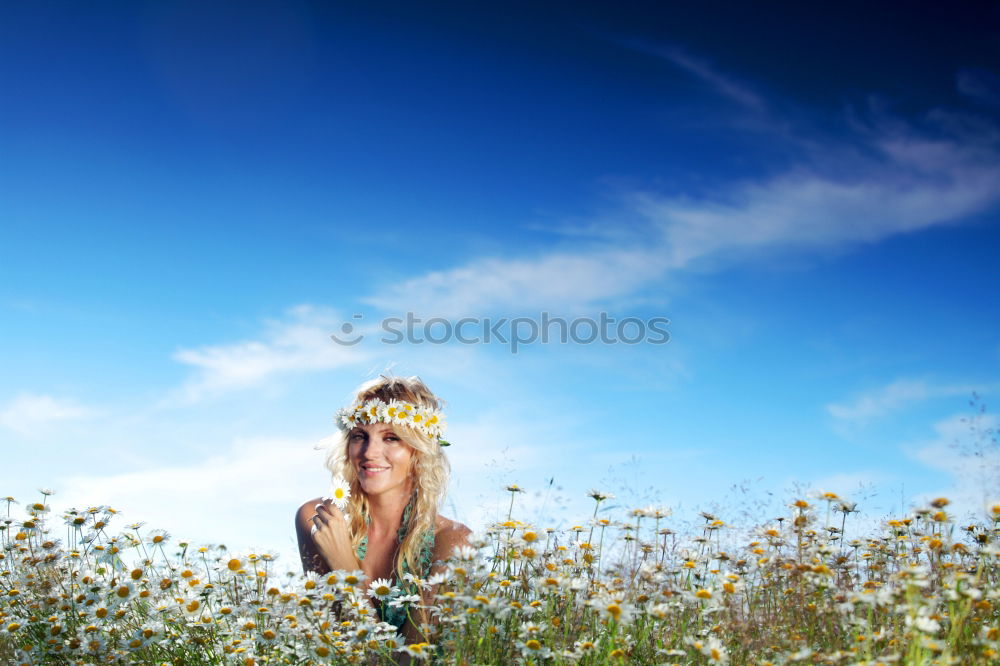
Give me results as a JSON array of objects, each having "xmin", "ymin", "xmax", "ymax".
[{"xmin": 2, "ymin": 1, "xmax": 999, "ymax": 566}]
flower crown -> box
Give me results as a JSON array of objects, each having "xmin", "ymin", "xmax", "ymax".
[{"xmin": 335, "ymin": 398, "xmax": 451, "ymax": 446}]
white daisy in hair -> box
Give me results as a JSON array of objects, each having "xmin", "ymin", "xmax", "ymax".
[
  {"xmin": 394, "ymin": 402, "xmax": 414, "ymax": 426},
  {"xmin": 411, "ymin": 406, "xmax": 427, "ymax": 428},
  {"xmin": 368, "ymin": 577, "xmax": 396, "ymax": 601},
  {"xmin": 384, "ymin": 399, "xmax": 404, "ymax": 421}
]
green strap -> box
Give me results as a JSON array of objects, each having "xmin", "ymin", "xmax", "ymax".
[{"xmin": 355, "ymin": 497, "xmax": 435, "ymax": 573}]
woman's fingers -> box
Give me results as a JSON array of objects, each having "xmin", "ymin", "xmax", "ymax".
[
  {"xmin": 315, "ymin": 501, "xmax": 345, "ymax": 521},
  {"xmin": 311, "ymin": 506, "xmax": 335, "ymax": 537},
  {"xmin": 308, "ymin": 503, "xmax": 357, "ymax": 573},
  {"xmin": 311, "ymin": 502, "xmax": 345, "ymax": 535}
]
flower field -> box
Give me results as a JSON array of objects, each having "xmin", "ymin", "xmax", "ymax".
[{"xmin": 2, "ymin": 489, "xmax": 999, "ymax": 665}]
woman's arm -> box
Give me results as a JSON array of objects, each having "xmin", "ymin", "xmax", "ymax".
[
  {"xmin": 295, "ymin": 498, "xmax": 361, "ymax": 574},
  {"xmin": 295, "ymin": 498, "xmax": 330, "ymax": 574}
]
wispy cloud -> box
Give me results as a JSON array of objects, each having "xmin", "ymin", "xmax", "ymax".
[
  {"xmin": 167, "ymin": 304, "xmax": 370, "ymax": 403},
  {"xmin": 0, "ymin": 393, "xmax": 96, "ymax": 436},
  {"xmin": 639, "ymin": 118, "xmax": 1000, "ymax": 267},
  {"xmin": 363, "ymin": 247, "xmax": 668, "ymax": 318},
  {"xmin": 957, "ymin": 67, "xmax": 1000, "ymax": 107},
  {"xmin": 826, "ymin": 379, "xmax": 987, "ymax": 425},
  {"xmin": 362, "ymin": 104, "xmax": 1000, "ymax": 317},
  {"xmin": 638, "ymin": 44, "xmax": 766, "ymax": 112}
]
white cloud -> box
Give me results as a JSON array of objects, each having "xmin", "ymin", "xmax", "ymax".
[
  {"xmin": 0, "ymin": 393, "xmax": 96, "ymax": 436},
  {"xmin": 637, "ymin": 128, "xmax": 1000, "ymax": 268},
  {"xmin": 168, "ymin": 304, "xmax": 370, "ymax": 402},
  {"xmin": 58, "ymin": 435, "xmax": 332, "ymax": 572},
  {"xmin": 360, "ymin": 110, "xmax": 1000, "ymax": 317},
  {"xmin": 362, "ymin": 247, "xmax": 668, "ymax": 318},
  {"xmin": 905, "ymin": 411, "xmax": 1000, "ymax": 519},
  {"xmin": 826, "ymin": 379, "xmax": 984, "ymax": 425}
]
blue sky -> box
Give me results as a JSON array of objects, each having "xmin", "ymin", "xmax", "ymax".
[{"xmin": 2, "ymin": 1, "xmax": 999, "ymax": 568}]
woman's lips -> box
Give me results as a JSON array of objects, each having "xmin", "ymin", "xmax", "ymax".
[{"xmin": 361, "ymin": 465, "xmax": 389, "ymax": 477}]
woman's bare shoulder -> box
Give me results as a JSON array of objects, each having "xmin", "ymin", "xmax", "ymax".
[
  {"xmin": 432, "ymin": 515, "xmax": 472, "ymax": 561},
  {"xmin": 295, "ymin": 497, "xmax": 325, "ymax": 529},
  {"xmin": 434, "ymin": 514, "xmax": 470, "ymax": 535}
]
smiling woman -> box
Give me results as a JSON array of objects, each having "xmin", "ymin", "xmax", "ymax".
[{"xmin": 294, "ymin": 375, "xmax": 471, "ymax": 641}]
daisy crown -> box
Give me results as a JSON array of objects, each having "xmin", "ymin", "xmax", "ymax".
[{"xmin": 335, "ymin": 397, "xmax": 450, "ymax": 446}]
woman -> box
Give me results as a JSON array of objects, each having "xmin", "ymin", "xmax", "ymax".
[{"xmin": 295, "ymin": 375, "xmax": 471, "ymax": 641}]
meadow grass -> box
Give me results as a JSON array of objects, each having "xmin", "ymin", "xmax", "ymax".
[{"xmin": 1, "ymin": 488, "xmax": 999, "ymax": 665}]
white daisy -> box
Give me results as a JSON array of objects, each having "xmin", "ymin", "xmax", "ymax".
[
  {"xmin": 400, "ymin": 642, "xmax": 434, "ymax": 660},
  {"xmin": 388, "ymin": 593, "xmax": 422, "ymax": 608},
  {"xmin": 368, "ymin": 577, "xmax": 396, "ymax": 600},
  {"xmin": 327, "ymin": 476, "xmax": 351, "ymax": 509},
  {"xmin": 384, "ymin": 399, "xmax": 403, "ymax": 421},
  {"xmin": 394, "ymin": 403, "xmax": 414, "ymax": 425},
  {"xmin": 382, "ymin": 633, "xmax": 406, "ymax": 650}
]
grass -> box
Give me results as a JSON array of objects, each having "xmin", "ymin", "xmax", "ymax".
[{"xmin": 1, "ymin": 488, "xmax": 999, "ymax": 665}]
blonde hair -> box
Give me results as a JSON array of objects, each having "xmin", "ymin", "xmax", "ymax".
[{"xmin": 325, "ymin": 375, "xmax": 450, "ymax": 580}]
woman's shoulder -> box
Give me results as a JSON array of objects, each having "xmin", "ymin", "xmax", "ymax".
[
  {"xmin": 431, "ymin": 514, "xmax": 472, "ymax": 561},
  {"xmin": 434, "ymin": 514, "xmax": 471, "ymax": 537},
  {"xmin": 295, "ymin": 497, "xmax": 325, "ymax": 530}
]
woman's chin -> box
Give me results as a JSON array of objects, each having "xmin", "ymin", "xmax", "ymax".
[
  {"xmin": 359, "ymin": 477, "xmax": 390, "ymax": 494},
  {"xmin": 358, "ymin": 476, "xmax": 409, "ymax": 497}
]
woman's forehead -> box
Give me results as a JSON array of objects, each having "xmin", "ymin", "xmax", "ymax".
[{"xmin": 351, "ymin": 422, "xmax": 397, "ymax": 433}]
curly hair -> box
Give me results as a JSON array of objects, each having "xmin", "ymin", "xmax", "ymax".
[{"xmin": 325, "ymin": 375, "xmax": 450, "ymax": 580}]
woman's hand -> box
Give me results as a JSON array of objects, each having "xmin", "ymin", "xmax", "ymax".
[
  {"xmin": 307, "ymin": 500, "xmax": 360, "ymax": 573},
  {"xmin": 295, "ymin": 497, "xmax": 361, "ymax": 574}
]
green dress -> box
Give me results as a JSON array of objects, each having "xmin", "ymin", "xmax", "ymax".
[{"xmin": 356, "ymin": 499, "xmax": 436, "ymax": 629}]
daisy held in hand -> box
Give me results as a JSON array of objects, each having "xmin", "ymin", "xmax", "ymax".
[
  {"xmin": 295, "ymin": 374, "xmax": 472, "ymax": 643},
  {"xmin": 327, "ymin": 476, "xmax": 351, "ymax": 511}
]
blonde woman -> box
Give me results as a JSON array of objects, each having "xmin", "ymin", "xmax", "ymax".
[{"xmin": 295, "ymin": 375, "xmax": 471, "ymax": 640}]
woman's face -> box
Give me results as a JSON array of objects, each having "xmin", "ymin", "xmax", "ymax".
[{"xmin": 348, "ymin": 422, "xmax": 416, "ymax": 497}]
